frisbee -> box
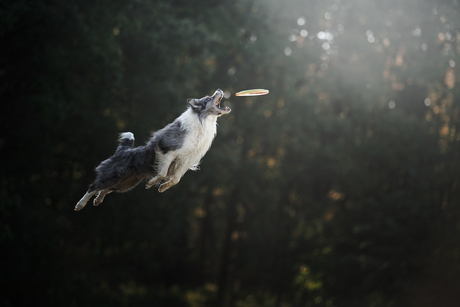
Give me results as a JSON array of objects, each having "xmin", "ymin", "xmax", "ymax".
[{"xmin": 235, "ymin": 89, "xmax": 269, "ymax": 96}]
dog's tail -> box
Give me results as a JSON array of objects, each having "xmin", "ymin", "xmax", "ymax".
[{"xmin": 117, "ymin": 132, "xmax": 135, "ymax": 150}]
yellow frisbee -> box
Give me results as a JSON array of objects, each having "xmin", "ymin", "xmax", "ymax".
[{"xmin": 235, "ymin": 89, "xmax": 269, "ymax": 96}]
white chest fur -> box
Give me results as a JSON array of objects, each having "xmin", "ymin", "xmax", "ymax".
[
  {"xmin": 146, "ymin": 108, "xmax": 219, "ymax": 192},
  {"xmin": 177, "ymin": 109, "xmax": 217, "ymax": 169}
]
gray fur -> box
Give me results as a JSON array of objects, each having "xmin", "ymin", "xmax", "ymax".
[
  {"xmin": 154, "ymin": 120, "xmax": 186, "ymax": 154},
  {"xmin": 74, "ymin": 89, "xmax": 230, "ymax": 211}
]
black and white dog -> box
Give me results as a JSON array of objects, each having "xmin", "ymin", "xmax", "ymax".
[{"xmin": 75, "ymin": 89, "xmax": 230, "ymax": 211}]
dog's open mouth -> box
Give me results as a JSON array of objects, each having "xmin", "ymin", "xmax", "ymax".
[{"xmin": 215, "ymin": 91, "xmax": 231, "ymax": 113}]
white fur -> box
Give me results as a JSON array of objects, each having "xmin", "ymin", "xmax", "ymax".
[
  {"xmin": 75, "ymin": 190, "xmax": 98, "ymax": 211},
  {"xmin": 120, "ymin": 132, "xmax": 134, "ymax": 140},
  {"xmin": 146, "ymin": 108, "xmax": 217, "ymax": 191},
  {"xmin": 178, "ymin": 108, "xmax": 217, "ymax": 169}
]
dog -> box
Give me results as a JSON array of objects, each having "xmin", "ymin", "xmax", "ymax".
[{"xmin": 74, "ymin": 89, "xmax": 230, "ymax": 211}]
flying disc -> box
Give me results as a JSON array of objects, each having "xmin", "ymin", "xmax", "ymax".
[{"xmin": 235, "ymin": 89, "xmax": 269, "ymax": 96}]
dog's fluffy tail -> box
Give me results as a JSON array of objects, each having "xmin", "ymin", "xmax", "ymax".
[
  {"xmin": 90, "ymin": 132, "xmax": 142, "ymax": 193},
  {"xmin": 117, "ymin": 132, "xmax": 135, "ymax": 150}
]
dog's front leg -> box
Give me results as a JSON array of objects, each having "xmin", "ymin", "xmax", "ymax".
[
  {"xmin": 158, "ymin": 163, "xmax": 188, "ymax": 193},
  {"xmin": 146, "ymin": 152, "xmax": 175, "ymax": 189},
  {"xmin": 158, "ymin": 178, "xmax": 179, "ymax": 193}
]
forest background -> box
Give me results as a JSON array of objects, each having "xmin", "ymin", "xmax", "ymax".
[{"xmin": 1, "ymin": 0, "xmax": 460, "ymax": 306}]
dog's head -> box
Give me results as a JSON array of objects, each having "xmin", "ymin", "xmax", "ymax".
[{"xmin": 187, "ymin": 89, "xmax": 231, "ymax": 118}]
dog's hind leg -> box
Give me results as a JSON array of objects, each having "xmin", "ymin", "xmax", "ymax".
[
  {"xmin": 93, "ymin": 190, "xmax": 112, "ymax": 206},
  {"xmin": 75, "ymin": 190, "xmax": 99, "ymax": 211}
]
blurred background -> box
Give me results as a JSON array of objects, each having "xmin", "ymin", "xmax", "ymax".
[{"xmin": 1, "ymin": 0, "xmax": 460, "ymax": 306}]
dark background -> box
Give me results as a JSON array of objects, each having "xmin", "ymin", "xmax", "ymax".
[{"xmin": 1, "ymin": 0, "xmax": 460, "ymax": 306}]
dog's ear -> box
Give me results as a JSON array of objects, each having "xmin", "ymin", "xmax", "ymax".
[{"xmin": 187, "ymin": 99, "xmax": 201, "ymax": 110}]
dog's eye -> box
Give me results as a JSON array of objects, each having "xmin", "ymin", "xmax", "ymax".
[{"xmin": 206, "ymin": 97, "xmax": 211, "ymax": 102}]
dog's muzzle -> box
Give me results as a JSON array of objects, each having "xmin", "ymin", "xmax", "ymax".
[{"xmin": 214, "ymin": 89, "xmax": 231, "ymax": 114}]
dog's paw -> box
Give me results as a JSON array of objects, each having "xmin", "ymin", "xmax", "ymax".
[
  {"xmin": 158, "ymin": 182, "xmax": 172, "ymax": 193},
  {"xmin": 158, "ymin": 183, "xmax": 167, "ymax": 193},
  {"xmin": 146, "ymin": 176, "xmax": 162, "ymax": 189}
]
